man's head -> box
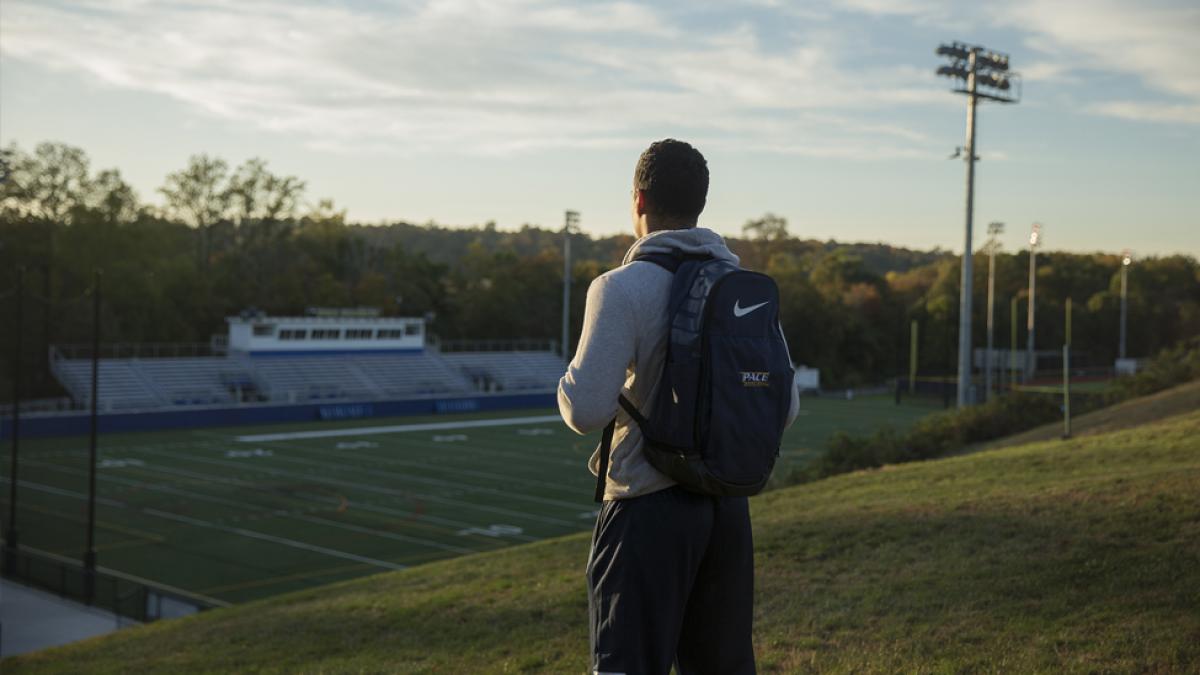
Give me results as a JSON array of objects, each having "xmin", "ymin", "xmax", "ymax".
[{"xmin": 632, "ymin": 139, "xmax": 709, "ymax": 237}]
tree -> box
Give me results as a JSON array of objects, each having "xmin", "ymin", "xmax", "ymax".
[
  {"xmin": 228, "ymin": 158, "xmax": 306, "ymax": 225},
  {"xmin": 88, "ymin": 169, "xmax": 140, "ymax": 224},
  {"xmin": 159, "ymin": 155, "xmax": 231, "ymax": 268},
  {"xmin": 742, "ymin": 212, "xmax": 789, "ymax": 241},
  {"xmin": 741, "ymin": 213, "xmax": 789, "ymax": 270},
  {"xmin": 0, "ymin": 142, "xmax": 93, "ymax": 222}
]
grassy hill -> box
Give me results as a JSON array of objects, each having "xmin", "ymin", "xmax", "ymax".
[
  {"xmin": 976, "ymin": 378, "xmax": 1200, "ymax": 452},
  {"xmin": 7, "ymin": 410, "xmax": 1200, "ymax": 673}
]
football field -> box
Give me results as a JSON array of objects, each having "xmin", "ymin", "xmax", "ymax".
[{"xmin": 1, "ymin": 396, "xmax": 938, "ymax": 604}]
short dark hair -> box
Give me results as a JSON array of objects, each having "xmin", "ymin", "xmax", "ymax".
[{"xmin": 634, "ymin": 139, "xmax": 709, "ymax": 223}]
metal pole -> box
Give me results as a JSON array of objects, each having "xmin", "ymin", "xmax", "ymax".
[
  {"xmin": 1063, "ymin": 297, "xmax": 1072, "ymax": 439},
  {"xmin": 985, "ymin": 240, "xmax": 996, "ymax": 401},
  {"xmin": 4, "ymin": 267, "xmax": 24, "ymax": 568},
  {"xmin": 956, "ymin": 49, "xmax": 979, "ymax": 408},
  {"xmin": 85, "ymin": 269, "xmax": 101, "ymax": 602},
  {"xmin": 561, "ymin": 211, "xmax": 578, "ymax": 362},
  {"xmin": 909, "ymin": 319, "xmax": 918, "ymax": 394},
  {"xmin": 1119, "ymin": 258, "xmax": 1128, "ymax": 360},
  {"xmin": 1010, "ymin": 296, "xmax": 1018, "ymax": 390},
  {"xmin": 1026, "ymin": 238, "xmax": 1038, "ymax": 380}
]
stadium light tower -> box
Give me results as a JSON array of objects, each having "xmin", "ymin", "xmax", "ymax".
[
  {"xmin": 1120, "ymin": 250, "xmax": 1132, "ymax": 360},
  {"xmin": 984, "ymin": 222, "xmax": 1004, "ymax": 400},
  {"xmin": 561, "ymin": 210, "xmax": 580, "ymax": 362},
  {"xmin": 935, "ymin": 42, "xmax": 1020, "ymax": 407},
  {"xmin": 1026, "ymin": 223, "xmax": 1042, "ymax": 378}
]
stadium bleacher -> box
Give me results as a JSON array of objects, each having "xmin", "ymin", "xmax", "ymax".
[
  {"xmin": 440, "ymin": 351, "xmax": 566, "ymax": 391},
  {"xmin": 347, "ymin": 353, "xmax": 474, "ymax": 397},
  {"xmin": 55, "ymin": 360, "xmax": 164, "ymax": 411},
  {"xmin": 51, "ymin": 349, "xmax": 565, "ymax": 411}
]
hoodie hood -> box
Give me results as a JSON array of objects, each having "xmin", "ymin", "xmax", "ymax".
[{"xmin": 621, "ymin": 227, "xmax": 740, "ymax": 266}]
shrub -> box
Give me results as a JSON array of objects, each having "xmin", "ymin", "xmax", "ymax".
[{"xmin": 796, "ymin": 337, "xmax": 1200, "ymax": 485}]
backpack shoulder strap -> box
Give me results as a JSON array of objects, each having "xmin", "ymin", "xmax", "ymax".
[
  {"xmin": 631, "ymin": 250, "xmax": 713, "ymax": 273},
  {"xmin": 593, "ymin": 394, "xmax": 649, "ymax": 503}
]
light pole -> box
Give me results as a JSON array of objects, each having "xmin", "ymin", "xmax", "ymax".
[
  {"xmin": 1026, "ymin": 223, "xmax": 1041, "ymax": 379},
  {"xmin": 4, "ymin": 267, "xmax": 24, "ymax": 572},
  {"xmin": 1119, "ymin": 250, "xmax": 1132, "ymax": 361},
  {"xmin": 935, "ymin": 42, "xmax": 1019, "ymax": 407},
  {"xmin": 984, "ymin": 222, "xmax": 1004, "ymax": 400},
  {"xmin": 561, "ymin": 210, "xmax": 580, "ymax": 362}
]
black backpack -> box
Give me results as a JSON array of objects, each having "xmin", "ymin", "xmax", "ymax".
[{"xmin": 594, "ymin": 251, "xmax": 794, "ymax": 501}]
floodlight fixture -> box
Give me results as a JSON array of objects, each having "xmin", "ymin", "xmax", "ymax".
[
  {"xmin": 937, "ymin": 65, "xmax": 970, "ymax": 80},
  {"xmin": 1122, "ymin": 249, "xmax": 1132, "ymax": 266},
  {"xmin": 937, "ymin": 40, "xmax": 1020, "ymax": 407},
  {"xmin": 936, "ymin": 42, "xmax": 971, "ymax": 60}
]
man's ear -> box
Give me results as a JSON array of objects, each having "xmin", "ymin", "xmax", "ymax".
[{"xmin": 634, "ymin": 189, "xmax": 648, "ymax": 216}]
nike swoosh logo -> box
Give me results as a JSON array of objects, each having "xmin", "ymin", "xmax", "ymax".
[{"xmin": 733, "ymin": 300, "xmax": 769, "ymax": 318}]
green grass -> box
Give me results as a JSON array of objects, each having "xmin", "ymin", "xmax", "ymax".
[
  {"xmin": 976, "ymin": 378, "xmax": 1200, "ymax": 452},
  {"xmin": 6, "ymin": 405, "xmax": 1198, "ymax": 673},
  {"xmin": 1, "ymin": 395, "xmax": 932, "ymax": 604}
]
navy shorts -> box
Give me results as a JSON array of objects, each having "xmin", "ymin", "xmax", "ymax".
[{"xmin": 586, "ymin": 484, "xmax": 756, "ymax": 675}]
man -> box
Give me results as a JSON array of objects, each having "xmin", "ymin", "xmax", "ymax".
[{"xmin": 558, "ymin": 139, "xmax": 802, "ymax": 675}]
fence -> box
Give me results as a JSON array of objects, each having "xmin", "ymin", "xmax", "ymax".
[{"xmin": 1, "ymin": 545, "xmax": 227, "ymax": 624}]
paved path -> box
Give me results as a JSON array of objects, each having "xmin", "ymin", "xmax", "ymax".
[{"xmin": 0, "ymin": 579, "xmax": 133, "ymax": 658}]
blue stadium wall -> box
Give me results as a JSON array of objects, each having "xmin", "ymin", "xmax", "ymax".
[{"xmin": 0, "ymin": 393, "xmax": 557, "ymax": 440}]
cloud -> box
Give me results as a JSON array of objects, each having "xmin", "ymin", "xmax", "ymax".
[
  {"xmin": 0, "ymin": 0, "xmax": 945, "ymax": 158},
  {"xmin": 5, "ymin": 0, "xmax": 1193, "ymax": 160},
  {"xmin": 1089, "ymin": 101, "xmax": 1200, "ymax": 125},
  {"xmin": 997, "ymin": 0, "xmax": 1200, "ymax": 123}
]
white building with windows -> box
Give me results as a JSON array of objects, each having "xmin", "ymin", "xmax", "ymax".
[{"xmin": 226, "ymin": 313, "xmax": 425, "ymax": 355}]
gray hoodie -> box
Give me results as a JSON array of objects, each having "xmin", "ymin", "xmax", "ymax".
[{"xmin": 558, "ymin": 227, "xmax": 801, "ymax": 500}]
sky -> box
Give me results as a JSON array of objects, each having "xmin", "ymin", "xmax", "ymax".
[{"xmin": 1, "ymin": 0, "xmax": 1197, "ymax": 257}]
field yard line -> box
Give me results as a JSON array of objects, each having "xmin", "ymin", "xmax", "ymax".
[
  {"xmin": 142, "ymin": 509, "xmax": 408, "ymax": 571},
  {"xmin": 235, "ymin": 415, "xmax": 564, "ymax": 442},
  {"xmin": 254, "ymin": 451, "xmax": 586, "ymax": 510},
  {"xmin": 319, "ymin": 497, "xmax": 537, "ymax": 541},
  {"xmin": 2, "ymin": 477, "xmax": 406, "ymax": 571},
  {"xmin": 0, "ymin": 497, "xmax": 167, "ymax": 544},
  {"xmin": 271, "ymin": 442, "xmax": 589, "ymax": 495},
  {"xmin": 1, "ymin": 477, "xmax": 126, "ymax": 508},
  {"xmin": 130, "ymin": 446, "xmax": 582, "ymax": 528},
  {"xmin": 290, "ymin": 513, "xmax": 479, "ymax": 554},
  {"xmin": 197, "ymin": 562, "xmax": 373, "ymax": 596},
  {"xmin": 23, "ymin": 458, "xmax": 481, "ymax": 555},
  {"xmin": 121, "ymin": 460, "xmax": 540, "ymax": 543}
]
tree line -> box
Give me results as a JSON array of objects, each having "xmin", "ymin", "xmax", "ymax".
[{"xmin": 2, "ymin": 141, "xmax": 1198, "ymax": 401}]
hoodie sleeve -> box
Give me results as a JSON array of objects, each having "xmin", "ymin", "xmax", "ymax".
[{"xmin": 558, "ymin": 274, "xmax": 637, "ymax": 434}]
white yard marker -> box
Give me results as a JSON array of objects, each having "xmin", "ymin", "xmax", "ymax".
[
  {"xmin": 457, "ymin": 524, "xmax": 524, "ymax": 538},
  {"xmin": 517, "ymin": 428, "xmax": 554, "ymax": 436},
  {"xmin": 432, "ymin": 434, "xmax": 468, "ymax": 442},
  {"xmin": 335, "ymin": 441, "xmax": 379, "ymax": 450},
  {"xmin": 235, "ymin": 414, "xmax": 563, "ymax": 442},
  {"xmin": 98, "ymin": 458, "xmax": 145, "ymax": 469},
  {"xmin": 225, "ymin": 448, "xmax": 274, "ymax": 458}
]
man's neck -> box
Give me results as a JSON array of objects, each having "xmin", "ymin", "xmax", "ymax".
[{"xmin": 645, "ymin": 219, "xmax": 697, "ymax": 234}]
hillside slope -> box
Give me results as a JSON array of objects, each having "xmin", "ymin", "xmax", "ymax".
[
  {"xmin": 976, "ymin": 378, "xmax": 1200, "ymax": 452},
  {"xmin": 8, "ymin": 412, "xmax": 1200, "ymax": 674}
]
